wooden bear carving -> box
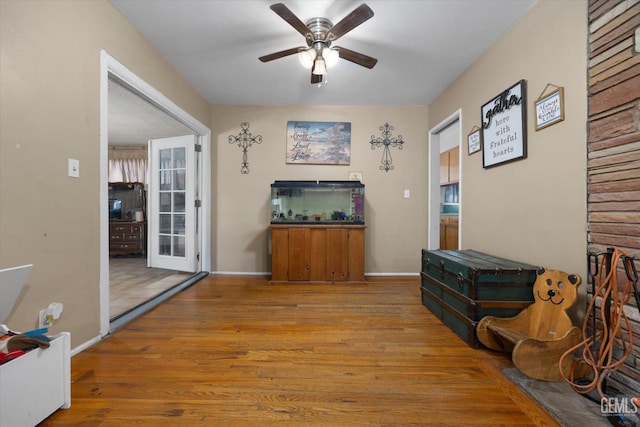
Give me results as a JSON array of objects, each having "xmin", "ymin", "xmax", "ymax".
[{"xmin": 476, "ymin": 268, "xmax": 582, "ymax": 381}]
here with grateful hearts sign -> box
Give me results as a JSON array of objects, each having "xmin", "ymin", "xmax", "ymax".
[{"xmin": 481, "ymin": 80, "xmax": 527, "ymax": 168}]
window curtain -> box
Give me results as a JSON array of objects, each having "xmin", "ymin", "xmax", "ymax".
[{"xmin": 108, "ymin": 147, "xmax": 147, "ymax": 184}]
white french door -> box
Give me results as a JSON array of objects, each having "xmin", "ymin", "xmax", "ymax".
[{"xmin": 148, "ymin": 135, "xmax": 198, "ymax": 272}]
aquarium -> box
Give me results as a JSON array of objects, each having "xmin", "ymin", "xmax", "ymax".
[{"xmin": 270, "ymin": 180, "xmax": 365, "ymax": 224}]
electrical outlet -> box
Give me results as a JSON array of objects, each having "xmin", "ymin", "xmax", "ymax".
[{"xmin": 38, "ymin": 309, "xmax": 51, "ymax": 328}]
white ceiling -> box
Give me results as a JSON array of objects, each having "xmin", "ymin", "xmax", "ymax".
[
  {"xmin": 108, "ymin": 77, "xmax": 194, "ymax": 145},
  {"xmin": 107, "ymin": 0, "xmax": 536, "ymax": 145},
  {"xmin": 108, "ymin": 0, "xmax": 537, "ymax": 107}
]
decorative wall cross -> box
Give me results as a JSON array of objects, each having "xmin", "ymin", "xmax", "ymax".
[
  {"xmin": 370, "ymin": 122, "xmax": 404, "ymax": 172},
  {"xmin": 228, "ymin": 122, "xmax": 262, "ymax": 174}
]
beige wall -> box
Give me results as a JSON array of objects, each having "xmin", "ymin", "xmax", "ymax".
[
  {"xmin": 210, "ymin": 105, "xmax": 429, "ymax": 274},
  {"xmin": 0, "ymin": 0, "xmax": 210, "ymax": 347},
  {"xmin": 429, "ymin": 0, "xmax": 588, "ymax": 294}
]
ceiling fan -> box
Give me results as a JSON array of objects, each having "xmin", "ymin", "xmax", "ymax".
[{"xmin": 259, "ymin": 3, "xmax": 378, "ymax": 84}]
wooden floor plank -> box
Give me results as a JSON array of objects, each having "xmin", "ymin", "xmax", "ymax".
[{"xmin": 40, "ymin": 275, "xmax": 559, "ymax": 426}]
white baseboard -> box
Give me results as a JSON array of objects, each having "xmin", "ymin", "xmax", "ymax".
[
  {"xmin": 210, "ymin": 271, "xmax": 419, "ymax": 277},
  {"xmin": 71, "ymin": 334, "xmax": 102, "ymax": 357},
  {"xmin": 210, "ymin": 271, "xmax": 270, "ymax": 275}
]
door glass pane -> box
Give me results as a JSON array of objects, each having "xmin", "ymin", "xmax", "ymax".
[
  {"xmin": 173, "ymin": 236, "xmax": 185, "ymax": 257},
  {"xmin": 173, "ymin": 192, "xmax": 185, "ymax": 212},
  {"xmin": 160, "ymin": 149, "xmax": 171, "ymax": 169},
  {"xmin": 159, "ymin": 214, "xmax": 171, "ymax": 234},
  {"xmin": 174, "ymin": 170, "xmax": 185, "ymax": 191},
  {"xmin": 173, "ymin": 147, "xmax": 186, "ymax": 169},
  {"xmin": 159, "ymin": 193, "xmax": 171, "ymax": 212},
  {"xmin": 159, "ymin": 235, "xmax": 171, "ymax": 255},
  {"xmin": 159, "ymin": 171, "xmax": 171, "ymax": 191},
  {"xmin": 173, "ymin": 214, "xmax": 185, "ymax": 235}
]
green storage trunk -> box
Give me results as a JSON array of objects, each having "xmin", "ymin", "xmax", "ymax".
[{"xmin": 420, "ymin": 249, "xmax": 537, "ymax": 348}]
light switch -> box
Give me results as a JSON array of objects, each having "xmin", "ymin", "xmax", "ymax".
[
  {"xmin": 404, "ymin": 189, "xmax": 410, "ymax": 198},
  {"xmin": 68, "ymin": 159, "xmax": 79, "ymax": 178}
]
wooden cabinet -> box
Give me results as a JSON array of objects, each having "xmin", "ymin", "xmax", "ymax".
[
  {"xmin": 270, "ymin": 225, "xmax": 365, "ymax": 283},
  {"xmin": 109, "ymin": 221, "xmax": 146, "ymax": 256},
  {"xmin": 440, "ymin": 147, "xmax": 459, "ymax": 184},
  {"xmin": 440, "ymin": 216, "xmax": 458, "ymax": 250}
]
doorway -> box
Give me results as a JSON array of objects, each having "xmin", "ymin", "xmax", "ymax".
[
  {"xmin": 106, "ymin": 80, "xmax": 199, "ymax": 325},
  {"xmin": 100, "ymin": 50, "xmax": 212, "ymax": 335},
  {"xmin": 428, "ymin": 110, "xmax": 461, "ymax": 250}
]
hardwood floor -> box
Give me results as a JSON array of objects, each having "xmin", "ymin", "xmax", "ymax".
[{"xmin": 42, "ymin": 275, "xmax": 559, "ymax": 426}]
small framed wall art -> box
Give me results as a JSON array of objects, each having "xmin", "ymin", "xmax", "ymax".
[
  {"xmin": 535, "ymin": 84, "xmax": 565, "ymax": 131},
  {"xmin": 467, "ymin": 126, "xmax": 482, "ymax": 155}
]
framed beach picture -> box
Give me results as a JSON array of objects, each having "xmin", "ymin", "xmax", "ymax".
[{"xmin": 286, "ymin": 121, "xmax": 351, "ymax": 165}]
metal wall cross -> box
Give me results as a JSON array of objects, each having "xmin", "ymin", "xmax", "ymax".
[
  {"xmin": 228, "ymin": 122, "xmax": 262, "ymax": 174},
  {"xmin": 370, "ymin": 122, "xmax": 404, "ymax": 172}
]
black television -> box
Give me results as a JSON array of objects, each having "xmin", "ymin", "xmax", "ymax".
[{"xmin": 109, "ymin": 199, "xmax": 122, "ymax": 220}]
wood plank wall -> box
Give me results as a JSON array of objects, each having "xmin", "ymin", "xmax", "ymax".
[{"xmin": 587, "ymin": 0, "xmax": 640, "ymax": 395}]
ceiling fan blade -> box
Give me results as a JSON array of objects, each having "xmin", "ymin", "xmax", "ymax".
[
  {"xmin": 270, "ymin": 3, "xmax": 311, "ymax": 38},
  {"xmin": 259, "ymin": 47, "xmax": 304, "ymax": 62},
  {"xmin": 327, "ymin": 3, "xmax": 374, "ymax": 41},
  {"xmin": 335, "ymin": 46, "xmax": 377, "ymax": 69},
  {"xmin": 311, "ymin": 72, "xmax": 322, "ymax": 84}
]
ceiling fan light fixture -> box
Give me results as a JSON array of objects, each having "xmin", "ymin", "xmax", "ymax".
[
  {"xmin": 261, "ymin": 3, "xmax": 377, "ymax": 84},
  {"xmin": 323, "ymin": 47, "xmax": 339, "ymax": 67},
  {"xmin": 312, "ymin": 57, "xmax": 327, "ymax": 75},
  {"xmin": 298, "ymin": 48, "xmax": 316, "ymax": 68}
]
